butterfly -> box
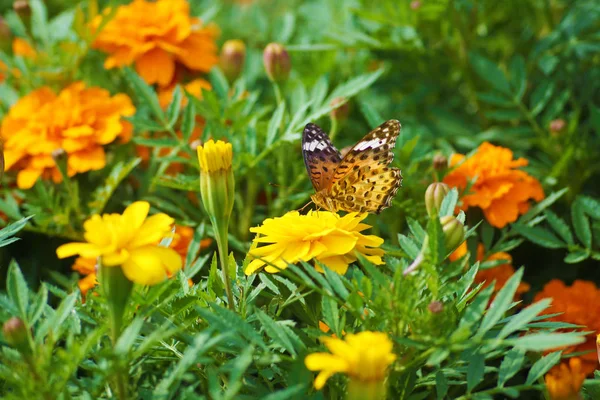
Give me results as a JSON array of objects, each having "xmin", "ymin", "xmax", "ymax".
[{"xmin": 302, "ymin": 119, "xmax": 402, "ymax": 214}]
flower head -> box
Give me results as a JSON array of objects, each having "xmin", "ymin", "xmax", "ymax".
[
  {"xmin": 57, "ymin": 201, "xmax": 182, "ymax": 286},
  {"xmin": 246, "ymin": 211, "xmax": 384, "ymax": 275},
  {"xmin": 263, "ymin": 43, "xmax": 291, "ymax": 82},
  {"xmin": 443, "ymin": 142, "xmax": 545, "ymax": 228},
  {"xmin": 305, "ymin": 331, "xmax": 396, "ymax": 390},
  {"xmin": 545, "ymin": 358, "xmax": 585, "ymax": 400},
  {"xmin": 535, "ymin": 279, "xmax": 600, "ymax": 375},
  {"xmin": 220, "ymin": 39, "xmax": 246, "ymax": 81},
  {"xmin": 1, "ymin": 82, "xmax": 134, "ymax": 189},
  {"xmin": 197, "ymin": 139, "xmax": 233, "ymax": 172},
  {"xmin": 91, "ymin": 0, "xmax": 218, "ymax": 87}
]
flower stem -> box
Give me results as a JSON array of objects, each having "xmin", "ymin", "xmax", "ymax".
[{"xmin": 215, "ymin": 221, "xmax": 235, "ymax": 311}]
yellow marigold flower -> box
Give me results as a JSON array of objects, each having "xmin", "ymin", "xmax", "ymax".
[
  {"xmin": 91, "ymin": 0, "xmax": 219, "ymax": 87},
  {"xmin": 0, "ymin": 82, "xmax": 134, "ymax": 189},
  {"xmin": 545, "ymin": 358, "xmax": 585, "ymax": 400},
  {"xmin": 443, "ymin": 142, "xmax": 545, "ymax": 228},
  {"xmin": 197, "ymin": 139, "xmax": 233, "ymax": 172},
  {"xmin": 12, "ymin": 37, "xmax": 36, "ymax": 59},
  {"xmin": 305, "ymin": 331, "xmax": 396, "ymax": 391},
  {"xmin": 57, "ymin": 201, "xmax": 182, "ymax": 286},
  {"xmin": 246, "ymin": 211, "xmax": 384, "ymax": 275}
]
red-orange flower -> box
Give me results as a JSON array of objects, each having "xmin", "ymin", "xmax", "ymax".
[
  {"xmin": 0, "ymin": 82, "xmax": 134, "ymax": 189},
  {"xmin": 545, "ymin": 357, "xmax": 585, "ymax": 400},
  {"xmin": 443, "ymin": 142, "xmax": 545, "ymax": 228},
  {"xmin": 91, "ymin": 0, "xmax": 219, "ymax": 87},
  {"xmin": 450, "ymin": 242, "xmax": 530, "ymax": 298},
  {"xmin": 535, "ymin": 280, "xmax": 600, "ymax": 375}
]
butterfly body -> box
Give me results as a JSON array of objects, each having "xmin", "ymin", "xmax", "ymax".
[{"xmin": 302, "ymin": 120, "xmax": 402, "ymax": 214}]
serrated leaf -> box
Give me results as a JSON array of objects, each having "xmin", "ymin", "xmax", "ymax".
[
  {"xmin": 426, "ymin": 348, "xmax": 449, "ymax": 366},
  {"xmin": 564, "ymin": 250, "xmax": 590, "ymax": 264},
  {"xmin": 498, "ymin": 298, "xmax": 552, "ymax": 339},
  {"xmin": 321, "ymin": 296, "xmax": 340, "ymax": 338},
  {"xmin": 512, "ymin": 224, "xmax": 565, "ymax": 249},
  {"xmin": 440, "ymin": 188, "xmax": 459, "ymax": 217},
  {"xmin": 407, "ymin": 217, "xmax": 426, "ymax": 243},
  {"xmin": 123, "ymin": 67, "xmax": 166, "ymax": 124},
  {"xmin": 115, "ymin": 318, "xmax": 144, "ymax": 355},
  {"xmin": 436, "ymin": 371, "xmax": 448, "ymax": 399},
  {"xmin": 519, "ymin": 189, "xmax": 568, "ymax": 224},
  {"xmin": 509, "ymin": 55, "xmax": 526, "ymax": 100},
  {"xmin": 530, "ymin": 81, "xmax": 554, "ymax": 116},
  {"xmin": 526, "ymin": 351, "xmax": 562, "ymax": 384},
  {"xmin": 208, "ymin": 67, "xmax": 229, "ymax": 100},
  {"xmin": 545, "ymin": 210, "xmax": 574, "ymax": 245},
  {"xmin": 166, "ymin": 85, "xmax": 182, "ymax": 127},
  {"xmin": 28, "ymin": 284, "xmax": 47, "ymax": 325},
  {"xmin": 155, "ymin": 174, "xmax": 199, "ymax": 191},
  {"xmin": 323, "ymin": 267, "xmax": 350, "ymax": 300},
  {"xmin": 460, "ymin": 284, "xmax": 494, "ymax": 327},
  {"xmin": 7, "ymin": 261, "xmax": 29, "ymax": 319},
  {"xmin": 572, "ymin": 199, "xmax": 592, "ymax": 248},
  {"xmin": 255, "ymin": 309, "xmax": 296, "ymax": 356},
  {"xmin": 477, "ymin": 268, "xmax": 524, "ymax": 337},
  {"xmin": 498, "ymin": 348, "xmax": 525, "ymax": 387},
  {"xmin": 263, "ymin": 385, "xmax": 306, "ymax": 400},
  {"xmin": 398, "ymin": 234, "xmax": 420, "ymax": 259},
  {"xmin": 181, "ymin": 98, "xmax": 196, "ymax": 141}
]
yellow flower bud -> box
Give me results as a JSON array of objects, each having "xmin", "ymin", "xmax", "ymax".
[
  {"xmin": 220, "ymin": 39, "xmax": 246, "ymax": 82},
  {"xmin": 425, "ymin": 182, "xmax": 450, "ymax": 217},
  {"xmin": 263, "ymin": 43, "xmax": 291, "ymax": 82}
]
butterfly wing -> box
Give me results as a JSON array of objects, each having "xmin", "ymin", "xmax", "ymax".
[
  {"xmin": 329, "ymin": 119, "xmax": 403, "ymax": 213},
  {"xmin": 302, "ymin": 123, "xmax": 342, "ymax": 191}
]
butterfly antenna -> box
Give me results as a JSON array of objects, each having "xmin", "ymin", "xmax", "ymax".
[{"xmin": 296, "ymin": 200, "xmax": 313, "ymax": 213}]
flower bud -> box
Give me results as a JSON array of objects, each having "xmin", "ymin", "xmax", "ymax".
[
  {"xmin": 433, "ymin": 153, "xmax": 447, "ymax": 171},
  {"xmin": 410, "ymin": 1, "xmax": 422, "ymax": 10},
  {"xmin": 440, "ymin": 216, "xmax": 465, "ymax": 251},
  {"xmin": 263, "ymin": 43, "xmax": 291, "ymax": 82},
  {"xmin": 425, "ymin": 182, "xmax": 450, "ymax": 217},
  {"xmin": 428, "ymin": 301, "xmax": 443, "ymax": 313},
  {"xmin": 549, "ymin": 119, "xmax": 566, "ymax": 134},
  {"xmin": 13, "ymin": 0, "xmax": 31, "ymax": 18},
  {"xmin": 2, "ymin": 317, "xmax": 29, "ymax": 349},
  {"xmin": 330, "ymin": 97, "xmax": 350, "ymax": 122},
  {"xmin": 0, "ymin": 18, "xmax": 11, "ymax": 50},
  {"xmin": 220, "ymin": 39, "xmax": 246, "ymax": 82}
]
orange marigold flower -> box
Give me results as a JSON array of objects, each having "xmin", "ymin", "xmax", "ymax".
[
  {"xmin": 12, "ymin": 37, "xmax": 36, "ymax": 59},
  {"xmin": 91, "ymin": 0, "xmax": 219, "ymax": 87},
  {"xmin": 72, "ymin": 256, "xmax": 98, "ymax": 296},
  {"xmin": 545, "ymin": 357, "xmax": 585, "ymax": 400},
  {"xmin": 0, "ymin": 82, "xmax": 134, "ymax": 189},
  {"xmin": 450, "ymin": 242, "xmax": 530, "ymax": 298},
  {"xmin": 443, "ymin": 142, "xmax": 545, "ymax": 228},
  {"xmin": 535, "ymin": 279, "xmax": 600, "ymax": 375},
  {"xmin": 158, "ymin": 78, "xmax": 211, "ymax": 109}
]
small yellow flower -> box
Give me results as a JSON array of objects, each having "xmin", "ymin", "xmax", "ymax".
[
  {"xmin": 56, "ymin": 201, "xmax": 182, "ymax": 285},
  {"xmin": 246, "ymin": 211, "xmax": 384, "ymax": 275},
  {"xmin": 305, "ymin": 331, "xmax": 396, "ymax": 390},
  {"xmin": 545, "ymin": 358, "xmax": 585, "ymax": 400},
  {"xmin": 197, "ymin": 139, "xmax": 233, "ymax": 172}
]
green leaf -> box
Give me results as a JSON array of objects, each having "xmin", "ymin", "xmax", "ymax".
[
  {"xmin": 255, "ymin": 309, "xmax": 297, "ymax": 356},
  {"xmin": 323, "ymin": 267, "xmax": 350, "ymax": 300},
  {"xmin": 572, "ymin": 198, "xmax": 592, "ymax": 248},
  {"xmin": 46, "ymin": 292, "xmax": 78, "ymax": 337},
  {"xmin": 30, "ymin": 0, "xmax": 49, "ymax": 46},
  {"xmin": 513, "ymin": 333, "xmax": 585, "ymax": 351},
  {"xmin": 88, "ymin": 158, "xmax": 141, "ymax": 215},
  {"xmin": 485, "ymin": 109, "xmax": 522, "ymax": 121},
  {"xmin": 498, "ymin": 298, "xmax": 552, "ymax": 339},
  {"xmin": 498, "ymin": 348, "xmax": 525, "ymax": 387},
  {"xmin": 224, "ymin": 345, "xmax": 254, "ymax": 397},
  {"xmin": 436, "ymin": 371, "xmax": 449, "ymax": 399},
  {"xmin": 398, "ymin": 234, "xmax": 420, "ymax": 259},
  {"xmin": 208, "ymin": 67, "xmax": 229, "ymax": 100},
  {"xmin": 530, "ymin": 81, "xmax": 554, "ymax": 116},
  {"xmin": 426, "ymin": 348, "xmax": 450, "ymax": 366},
  {"xmin": 427, "ymin": 215, "xmax": 446, "ymax": 265},
  {"xmin": 477, "ymin": 268, "xmax": 524, "ymax": 338},
  {"xmin": 467, "ymin": 352, "xmax": 485, "ymax": 392},
  {"xmin": 477, "ymin": 92, "xmax": 514, "ymax": 107},
  {"xmin": 509, "ymin": 55, "xmax": 527, "ymax": 100},
  {"xmin": 511, "ymin": 224, "xmax": 565, "ymax": 249},
  {"xmin": 28, "ymin": 284, "xmax": 48, "ymax": 325},
  {"xmin": 564, "ymin": 250, "xmax": 590, "ymax": 264},
  {"xmin": 181, "ymin": 98, "xmax": 196, "ymax": 141},
  {"xmin": 155, "ymin": 174, "xmax": 199, "ymax": 191},
  {"xmin": 469, "ymin": 52, "xmax": 512, "ymax": 95},
  {"xmin": 407, "ymin": 217, "xmax": 426, "ymax": 243},
  {"xmin": 266, "ymin": 102, "xmax": 286, "ymax": 146},
  {"xmin": 195, "ymin": 304, "xmax": 267, "ymax": 350},
  {"xmin": 545, "ymin": 210, "xmax": 574, "ymax": 246},
  {"xmin": 115, "ymin": 318, "xmax": 144, "ymax": 355},
  {"xmin": 460, "ymin": 284, "xmax": 494, "ymax": 328},
  {"xmin": 440, "ymin": 188, "xmax": 459, "ymax": 217},
  {"xmin": 526, "ymin": 351, "xmax": 562, "ymax": 384},
  {"xmin": 263, "ymin": 385, "xmax": 306, "ymax": 400},
  {"xmin": 321, "ymin": 296, "xmax": 340, "ymax": 338},
  {"xmin": 0, "ymin": 216, "xmax": 31, "ymax": 247},
  {"xmin": 132, "ymin": 137, "xmax": 179, "ymax": 147},
  {"xmin": 123, "ymin": 67, "xmax": 166, "ymax": 124},
  {"xmin": 166, "ymin": 85, "xmax": 183, "ymax": 127},
  {"xmin": 519, "ymin": 188, "xmax": 568, "ymax": 224},
  {"xmin": 7, "ymin": 261, "xmax": 29, "ymax": 319},
  {"xmin": 579, "ymin": 196, "xmax": 600, "ymax": 219}
]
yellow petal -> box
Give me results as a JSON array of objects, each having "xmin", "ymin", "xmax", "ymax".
[
  {"xmin": 122, "ymin": 201, "xmax": 150, "ymax": 233},
  {"xmin": 56, "ymin": 242, "xmax": 102, "ymax": 259},
  {"xmin": 102, "ymin": 249, "xmax": 130, "ymax": 266},
  {"xmin": 121, "ymin": 247, "xmax": 169, "ymax": 285},
  {"xmin": 150, "ymin": 246, "xmax": 182, "ymax": 274}
]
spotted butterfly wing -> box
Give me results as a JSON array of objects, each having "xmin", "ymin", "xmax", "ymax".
[
  {"xmin": 329, "ymin": 120, "xmax": 402, "ymax": 213},
  {"xmin": 302, "ymin": 123, "xmax": 342, "ymax": 191}
]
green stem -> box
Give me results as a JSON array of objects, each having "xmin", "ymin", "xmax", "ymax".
[
  {"xmin": 329, "ymin": 117, "xmax": 339, "ymax": 141},
  {"xmin": 215, "ymin": 221, "xmax": 235, "ymax": 311},
  {"xmin": 272, "ymin": 81, "xmax": 283, "ymax": 106}
]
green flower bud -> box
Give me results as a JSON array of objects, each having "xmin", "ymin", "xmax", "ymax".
[
  {"xmin": 425, "ymin": 182, "xmax": 450, "ymax": 217},
  {"xmin": 440, "ymin": 216, "xmax": 465, "ymax": 251},
  {"xmin": 2, "ymin": 317, "xmax": 29, "ymax": 350},
  {"xmin": 220, "ymin": 39, "xmax": 246, "ymax": 82},
  {"xmin": 263, "ymin": 43, "xmax": 290, "ymax": 82}
]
